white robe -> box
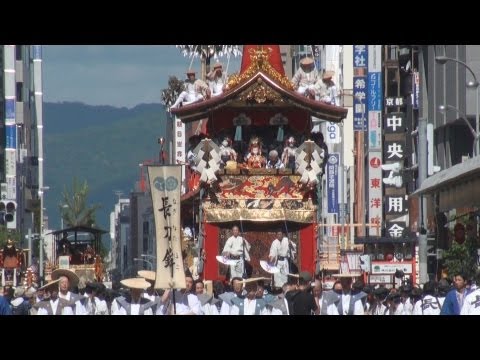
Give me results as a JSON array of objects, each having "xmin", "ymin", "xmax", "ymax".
[
  {"xmin": 460, "ymin": 289, "xmax": 480, "ymax": 315},
  {"xmin": 268, "ymin": 237, "xmax": 296, "ymax": 288},
  {"xmin": 37, "ymin": 299, "xmax": 74, "ymax": 315},
  {"xmin": 222, "ymin": 235, "xmax": 251, "ymax": 279}
]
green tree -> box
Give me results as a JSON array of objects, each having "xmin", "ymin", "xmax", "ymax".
[
  {"xmin": 59, "ymin": 178, "xmax": 101, "ymax": 228},
  {"xmin": 442, "ymin": 236, "xmax": 478, "ymax": 281},
  {"xmin": 161, "ymin": 76, "xmax": 184, "ymax": 109},
  {"xmin": 0, "ymin": 227, "xmax": 21, "ymax": 249}
]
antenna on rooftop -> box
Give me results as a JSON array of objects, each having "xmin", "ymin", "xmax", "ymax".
[{"xmin": 113, "ymin": 190, "xmax": 124, "ymax": 202}]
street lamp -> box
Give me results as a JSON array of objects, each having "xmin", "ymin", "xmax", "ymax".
[
  {"xmin": 38, "ymin": 186, "xmax": 50, "ymax": 285},
  {"xmin": 435, "ymin": 55, "xmax": 480, "ymax": 156},
  {"xmin": 133, "ymin": 258, "xmax": 153, "ymax": 270},
  {"xmin": 438, "ymin": 104, "xmax": 479, "ymax": 156},
  {"xmin": 60, "ymin": 204, "xmax": 69, "ymax": 229},
  {"xmin": 140, "ymin": 254, "xmax": 156, "ymax": 270}
]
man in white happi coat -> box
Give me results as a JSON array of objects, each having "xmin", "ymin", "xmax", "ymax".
[
  {"xmin": 82, "ymin": 282, "xmax": 109, "ymax": 315},
  {"xmin": 171, "ymin": 70, "xmax": 210, "ymax": 109},
  {"xmin": 111, "ymin": 278, "xmax": 155, "ymax": 315},
  {"xmin": 218, "ymin": 277, "xmax": 244, "ymax": 315},
  {"xmin": 413, "ymin": 281, "xmax": 441, "ymax": 315},
  {"xmin": 268, "ymin": 230, "xmax": 296, "ymax": 289},
  {"xmin": 230, "ymin": 278, "xmax": 268, "ymax": 315},
  {"xmin": 461, "ymin": 272, "xmax": 480, "ymax": 315},
  {"xmin": 138, "ymin": 270, "xmax": 160, "ymax": 302},
  {"xmin": 291, "ymin": 57, "xmax": 319, "ymax": 99},
  {"xmin": 222, "ymin": 225, "xmax": 251, "ymax": 279},
  {"xmin": 326, "ymin": 275, "xmax": 365, "ymax": 315},
  {"xmin": 34, "ymin": 279, "xmax": 74, "ymax": 315},
  {"xmin": 51, "ymin": 269, "xmax": 86, "ymax": 315},
  {"xmin": 207, "ymin": 62, "xmax": 225, "ymax": 97},
  {"xmin": 157, "ymin": 274, "xmax": 201, "ymax": 315}
]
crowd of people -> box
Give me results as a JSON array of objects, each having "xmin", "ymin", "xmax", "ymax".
[{"xmin": 2, "ymin": 263, "xmax": 480, "ymax": 315}]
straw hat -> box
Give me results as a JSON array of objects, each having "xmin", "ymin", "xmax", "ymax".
[
  {"xmin": 138, "ymin": 270, "xmax": 156, "ymax": 282},
  {"xmin": 323, "ymin": 70, "xmax": 335, "ymax": 80},
  {"xmin": 51, "ymin": 269, "xmax": 80, "ymax": 288},
  {"xmin": 25, "ymin": 286, "xmax": 37, "ymax": 298},
  {"xmin": 38, "ymin": 278, "xmax": 61, "ymax": 291},
  {"xmin": 186, "ymin": 69, "xmax": 196, "ymax": 75},
  {"xmin": 213, "ymin": 62, "xmax": 223, "ymax": 70},
  {"xmin": 14, "ymin": 286, "xmax": 25, "ymax": 298},
  {"xmin": 120, "ymin": 278, "xmax": 151, "ymax": 290},
  {"xmin": 332, "ymin": 273, "xmax": 358, "ymax": 278},
  {"xmin": 239, "ymin": 277, "xmax": 270, "ymax": 284},
  {"xmin": 300, "ymin": 57, "xmax": 314, "ymax": 66}
]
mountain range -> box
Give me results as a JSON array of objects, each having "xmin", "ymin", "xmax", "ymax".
[{"xmin": 44, "ymin": 101, "xmax": 168, "ymax": 245}]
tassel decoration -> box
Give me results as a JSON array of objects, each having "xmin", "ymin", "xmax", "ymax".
[
  {"xmin": 234, "ymin": 125, "xmax": 242, "ymax": 141},
  {"xmin": 277, "ymin": 125, "xmax": 284, "ymax": 142}
]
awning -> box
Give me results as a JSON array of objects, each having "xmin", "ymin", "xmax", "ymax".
[
  {"xmin": 354, "ymin": 236, "xmax": 416, "ymax": 244},
  {"xmin": 410, "ymin": 156, "xmax": 480, "ymax": 211}
]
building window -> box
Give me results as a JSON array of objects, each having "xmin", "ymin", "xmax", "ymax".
[
  {"xmin": 15, "ymin": 46, "xmax": 22, "ymax": 61},
  {"xmin": 16, "ymin": 82, "xmax": 23, "ymax": 102},
  {"xmin": 435, "ymin": 121, "xmax": 474, "ymax": 168},
  {"xmin": 143, "ymin": 221, "xmax": 149, "ymax": 252}
]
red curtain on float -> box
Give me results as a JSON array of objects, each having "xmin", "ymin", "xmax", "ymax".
[
  {"xmin": 299, "ymin": 224, "xmax": 316, "ymax": 274},
  {"xmin": 203, "ymin": 222, "xmax": 317, "ymax": 281},
  {"xmin": 204, "ymin": 223, "xmax": 219, "ymax": 280}
]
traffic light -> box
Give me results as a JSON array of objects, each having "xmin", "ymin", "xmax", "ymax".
[{"xmin": 0, "ymin": 201, "xmax": 16, "ymax": 228}]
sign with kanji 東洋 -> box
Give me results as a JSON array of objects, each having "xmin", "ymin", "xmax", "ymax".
[{"xmin": 368, "ymin": 152, "xmax": 383, "ymax": 235}]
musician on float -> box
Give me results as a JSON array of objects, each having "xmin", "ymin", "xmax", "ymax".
[
  {"xmin": 316, "ymin": 70, "xmax": 339, "ymax": 106},
  {"xmin": 291, "ymin": 56, "xmax": 319, "ymax": 100},
  {"xmin": 207, "ymin": 62, "xmax": 225, "ymax": 97},
  {"xmin": 170, "ymin": 69, "xmax": 211, "ymax": 109}
]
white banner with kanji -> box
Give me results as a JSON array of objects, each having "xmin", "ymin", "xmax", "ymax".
[{"xmin": 148, "ymin": 165, "xmax": 186, "ymax": 289}]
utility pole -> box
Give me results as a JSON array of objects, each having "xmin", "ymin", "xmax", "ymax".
[
  {"xmin": 28, "ymin": 228, "xmax": 32, "ymax": 267},
  {"xmin": 418, "ymin": 117, "xmax": 428, "ymax": 283},
  {"xmin": 418, "ymin": 47, "xmax": 428, "ymax": 284}
]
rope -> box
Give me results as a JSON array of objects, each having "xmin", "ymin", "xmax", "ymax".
[
  {"xmin": 310, "ymin": 45, "xmax": 318, "ymax": 71},
  {"xmin": 188, "ymin": 45, "xmax": 198, "ymax": 71},
  {"xmin": 238, "ymin": 216, "xmax": 248, "ymax": 279},
  {"xmin": 225, "ymin": 53, "xmax": 231, "ymax": 78}
]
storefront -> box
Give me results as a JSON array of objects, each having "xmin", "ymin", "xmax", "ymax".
[
  {"xmin": 412, "ymin": 156, "xmax": 480, "ymax": 212},
  {"xmin": 354, "ymin": 235, "xmax": 417, "ymax": 287}
]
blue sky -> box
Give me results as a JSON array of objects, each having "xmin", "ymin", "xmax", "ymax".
[{"xmin": 43, "ymin": 45, "xmax": 243, "ymax": 108}]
